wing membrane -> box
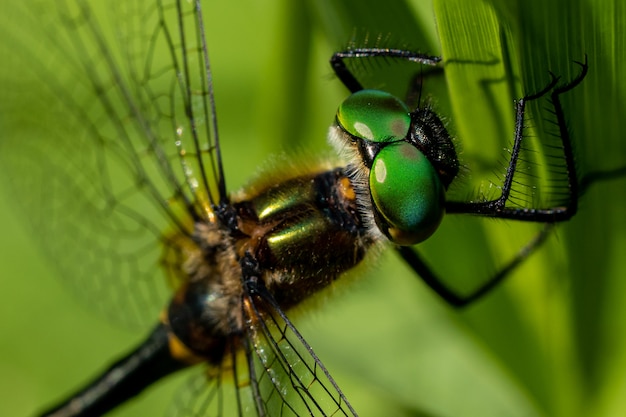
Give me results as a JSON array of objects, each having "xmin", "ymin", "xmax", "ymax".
[
  {"xmin": 167, "ymin": 288, "xmax": 358, "ymax": 417},
  {"xmin": 0, "ymin": 0, "xmax": 224, "ymax": 326},
  {"xmin": 244, "ymin": 288, "xmax": 358, "ymax": 417}
]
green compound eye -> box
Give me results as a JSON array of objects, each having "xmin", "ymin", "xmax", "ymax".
[
  {"xmin": 370, "ymin": 142, "xmax": 445, "ymax": 245},
  {"xmin": 337, "ymin": 90, "xmax": 411, "ymax": 142}
]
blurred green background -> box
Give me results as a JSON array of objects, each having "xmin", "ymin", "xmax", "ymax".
[{"xmin": 1, "ymin": 0, "xmax": 625, "ymax": 417}]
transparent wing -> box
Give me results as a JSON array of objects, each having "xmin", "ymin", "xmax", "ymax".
[
  {"xmin": 168, "ymin": 355, "xmax": 259, "ymax": 417},
  {"xmin": 0, "ymin": 0, "xmax": 224, "ymax": 326},
  {"xmin": 167, "ymin": 287, "xmax": 358, "ymax": 417},
  {"xmin": 243, "ymin": 288, "xmax": 358, "ymax": 417}
]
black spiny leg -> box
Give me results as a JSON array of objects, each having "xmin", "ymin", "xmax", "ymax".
[
  {"xmin": 400, "ymin": 58, "xmax": 597, "ymax": 306},
  {"xmin": 446, "ymin": 58, "xmax": 589, "ymax": 221},
  {"xmin": 331, "ymin": 49, "xmax": 620, "ymax": 307},
  {"xmin": 396, "ymin": 224, "xmax": 554, "ymax": 308},
  {"xmin": 331, "ymin": 49, "xmax": 441, "ymax": 93},
  {"xmin": 402, "ymin": 61, "xmax": 588, "ymax": 306}
]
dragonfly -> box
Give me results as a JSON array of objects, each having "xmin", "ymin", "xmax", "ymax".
[{"xmin": 1, "ymin": 1, "xmax": 625, "ymax": 416}]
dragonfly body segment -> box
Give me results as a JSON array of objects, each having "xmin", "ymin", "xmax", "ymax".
[{"xmin": 166, "ymin": 166, "xmax": 377, "ymax": 365}]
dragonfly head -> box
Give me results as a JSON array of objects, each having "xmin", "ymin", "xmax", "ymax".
[{"xmin": 331, "ymin": 89, "xmax": 458, "ymax": 246}]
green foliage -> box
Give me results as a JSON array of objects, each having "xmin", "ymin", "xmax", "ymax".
[{"xmin": 0, "ymin": 1, "xmax": 624, "ymax": 417}]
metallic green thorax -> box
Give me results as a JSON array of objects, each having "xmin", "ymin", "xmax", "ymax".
[{"xmin": 233, "ymin": 168, "xmax": 373, "ymax": 308}]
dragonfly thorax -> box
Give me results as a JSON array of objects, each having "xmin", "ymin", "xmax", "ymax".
[
  {"xmin": 232, "ymin": 168, "xmax": 379, "ymax": 308},
  {"xmin": 164, "ymin": 167, "xmax": 382, "ymax": 363}
]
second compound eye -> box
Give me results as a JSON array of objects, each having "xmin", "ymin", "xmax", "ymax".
[
  {"xmin": 369, "ymin": 142, "xmax": 445, "ymax": 245},
  {"xmin": 336, "ymin": 90, "xmax": 411, "ymax": 142}
]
